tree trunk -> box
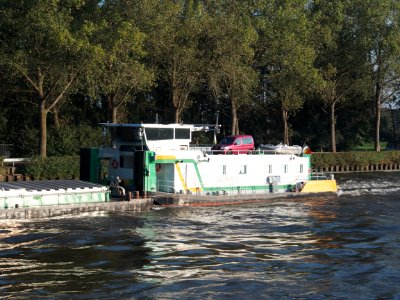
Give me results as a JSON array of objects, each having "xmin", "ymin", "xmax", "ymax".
[
  {"xmin": 112, "ymin": 106, "xmax": 118, "ymax": 124},
  {"xmin": 172, "ymin": 87, "xmax": 181, "ymax": 123},
  {"xmin": 39, "ymin": 102, "xmax": 48, "ymax": 158},
  {"xmin": 107, "ymin": 94, "xmax": 118, "ymax": 123},
  {"xmin": 374, "ymin": 81, "xmax": 381, "ymax": 152},
  {"xmin": 282, "ymin": 109, "xmax": 289, "ymax": 145},
  {"xmin": 231, "ymin": 98, "xmax": 238, "ymax": 135},
  {"xmin": 52, "ymin": 106, "xmax": 60, "ymax": 129},
  {"xmin": 330, "ymin": 102, "xmax": 336, "ymax": 153},
  {"xmin": 174, "ymin": 108, "xmax": 181, "ymax": 123}
]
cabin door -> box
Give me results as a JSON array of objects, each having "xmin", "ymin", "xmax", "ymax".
[{"xmin": 133, "ymin": 150, "xmax": 145, "ymax": 193}]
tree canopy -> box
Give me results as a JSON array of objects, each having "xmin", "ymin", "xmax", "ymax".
[{"xmin": 1, "ymin": 0, "xmax": 400, "ymax": 157}]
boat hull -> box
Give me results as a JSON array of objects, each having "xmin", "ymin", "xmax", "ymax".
[
  {"xmin": 301, "ymin": 179, "xmax": 337, "ymax": 193},
  {"xmin": 95, "ymin": 123, "xmax": 338, "ymax": 203},
  {"xmin": 152, "ymin": 189, "xmax": 337, "ymax": 206}
]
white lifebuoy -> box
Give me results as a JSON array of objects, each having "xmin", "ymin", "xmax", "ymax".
[{"xmin": 112, "ymin": 159, "xmax": 119, "ymax": 169}]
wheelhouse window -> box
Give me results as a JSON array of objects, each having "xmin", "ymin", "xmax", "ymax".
[
  {"xmin": 175, "ymin": 128, "xmax": 191, "ymax": 139},
  {"xmin": 112, "ymin": 127, "xmax": 142, "ymax": 143},
  {"xmin": 145, "ymin": 128, "xmax": 174, "ymax": 140}
]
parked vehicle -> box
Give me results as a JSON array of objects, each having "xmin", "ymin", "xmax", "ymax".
[{"xmin": 211, "ymin": 135, "xmax": 255, "ymax": 154}]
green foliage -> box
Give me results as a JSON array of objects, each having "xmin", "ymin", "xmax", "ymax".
[
  {"xmin": 1, "ymin": 0, "xmax": 400, "ymax": 155},
  {"xmin": 0, "ymin": 157, "xmax": 4, "ymax": 176},
  {"xmin": 311, "ymin": 151, "xmax": 400, "ymax": 168},
  {"xmin": 13, "ymin": 126, "xmax": 39, "ymax": 157},
  {"xmin": 87, "ymin": 0, "xmax": 154, "ymax": 123},
  {"xmin": 47, "ymin": 125, "xmax": 103, "ymax": 156},
  {"xmin": 143, "ymin": 0, "xmax": 207, "ymax": 123},
  {"xmin": 201, "ymin": 1, "xmax": 258, "ymax": 134},
  {"xmin": 352, "ymin": 142, "xmax": 388, "ymax": 151},
  {"xmin": 255, "ymin": 0, "xmax": 318, "ymax": 143},
  {"xmin": 23, "ymin": 156, "xmax": 80, "ymax": 180},
  {"xmin": 0, "ymin": 0, "xmax": 103, "ymax": 157}
]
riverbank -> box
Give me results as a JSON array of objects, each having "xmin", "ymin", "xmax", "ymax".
[
  {"xmin": 314, "ymin": 162, "xmax": 400, "ymax": 173},
  {"xmin": 311, "ymin": 150, "xmax": 400, "ymax": 173}
]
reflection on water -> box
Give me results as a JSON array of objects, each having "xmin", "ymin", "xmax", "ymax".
[{"xmin": 1, "ymin": 173, "xmax": 400, "ymax": 299}]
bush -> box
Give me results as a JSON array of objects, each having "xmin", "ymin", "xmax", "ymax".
[
  {"xmin": 311, "ymin": 151, "xmax": 400, "ymax": 168},
  {"xmin": 47, "ymin": 125, "xmax": 103, "ymax": 156},
  {"xmin": 0, "ymin": 156, "xmax": 5, "ymax": 176},
  {"xmin": 23, "ymin": 156, "xmax": 80, "ymax": 179}
]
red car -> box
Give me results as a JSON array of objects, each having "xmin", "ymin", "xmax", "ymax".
[{"xmin": 211, "ymin": 135, "xmax": 255, "ymax": 154}]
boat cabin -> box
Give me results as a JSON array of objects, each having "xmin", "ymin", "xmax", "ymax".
[{"xmin": 100, "ymin": 123, "xmax": 194, "ymax": 152}]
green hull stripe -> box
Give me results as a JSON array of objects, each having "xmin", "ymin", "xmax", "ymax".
[{"xmin": 202, "ymin": 184, "xmax": 292, "ymax": 192}]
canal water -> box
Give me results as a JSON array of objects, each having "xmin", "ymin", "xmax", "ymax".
[{"xmin": 1, "ymin": 172, "xmax": 400, "ymax": 299}]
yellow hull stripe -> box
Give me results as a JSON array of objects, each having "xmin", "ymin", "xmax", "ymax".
[
  {"xmin": 155, "ymin": 155, "xmax": 176, "ymax": 160},
  {"xmin": 174, "ymin": 162, "xmax": 202, "ymax": 193},
  {"xmin": 175, "ymin": 163, "xmax": 188, "ymax": 191},
  {"xmin": 301, "ymin": 180, "xmax": 337, "ymax": 193}
]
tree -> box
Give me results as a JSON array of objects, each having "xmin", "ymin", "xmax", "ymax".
[
  {"xmin": 0, "ymin": 0, "xmax": 95, "ymax": 157},
  {"xmin": 310, "ymin": 0, "xmax": 357, "ymax": 152},
  {"xmin": 203, "ymin": 1, "xmax": 258, "ymax": 135},
  {"xmin": 356, "ymin": 0, "xmax": 400, "ymax": 151},
  {"xmin": 143, "ymin": 0, "xmax": 205, "ymax": 123},
  {"xmin": 255, "ymin": 0, "xmax": 318, "ymax": 144},
  {"xmin": 90, "ymin": 0, "xmax": 154, "ymax": 123}
]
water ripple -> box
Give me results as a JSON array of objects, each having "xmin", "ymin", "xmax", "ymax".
[{"xmin": 1, "ymin": 174, "xmax": 400, "ymax": 298}]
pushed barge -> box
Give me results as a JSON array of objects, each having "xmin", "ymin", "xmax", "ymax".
[
  {"xmin": 95, "ymin": 123, "xmax": 337, "ymax": 206},
  {"xmin": 0, "ymin": 180, "xmax": 155, "ymax": 219}
]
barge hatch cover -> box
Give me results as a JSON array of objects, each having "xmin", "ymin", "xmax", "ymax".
[
  {"xmin": 0, "ymin": 180, "xmax": 110, "ymax": 210},
  {"xmin": 0, "ymin": 180, "xmax": 105, "ymax": 192}
]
